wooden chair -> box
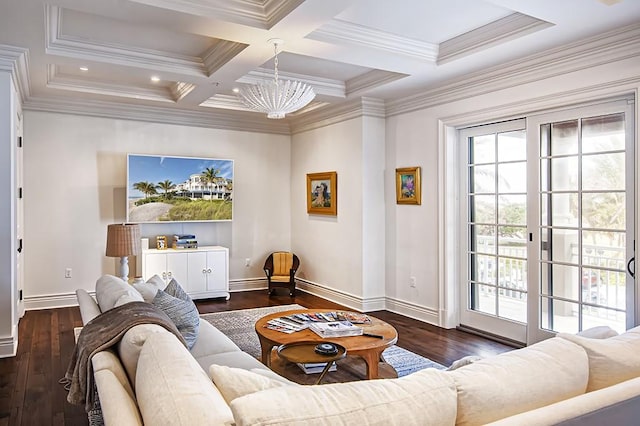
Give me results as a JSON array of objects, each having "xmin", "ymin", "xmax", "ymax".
[{"xmin": 263, "ymin": 252, "xmax": 299, "ymax": 296}]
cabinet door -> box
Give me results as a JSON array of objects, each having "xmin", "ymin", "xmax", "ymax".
[
  {"xmin": 166, "ymin": 252, "xmax": 188, "ymax": 285},
  {"xmin": 186, "ymin": 251, "xmax": 208, "ymax": 293},
  {"xmin": 206, "ymin": 250, "xmax": 227, "ymax": 292},
  {"xmin": 144, "ymin": 253, "xmax": 168, "ymax": 282}
]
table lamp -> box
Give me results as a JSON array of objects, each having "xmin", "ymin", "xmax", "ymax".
[{"xmin": 105, "ymin": 223, "xmax": 141, "ymax": 281}]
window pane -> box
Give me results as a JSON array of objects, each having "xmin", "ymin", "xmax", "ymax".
[
  {"xmin": 550, "ymin": 120, "xmax": 578, "ymax": 156},
  {"xmin": 498, "ymin": 162, "xmax": 526, "ymax": 193},
  {"xmin": 475, "ymin": 255, "xmax": 496, "ymax": 285},
  {"xmin": 582, "ymin": 193, "xmax": 625, "ymax": 230},
  {"xmin": 541, "ymin": 263, "xmax": 579, "ymax": 299},
  {"xmin": 581, "ymin": 305, "xmax": 626, "ymax": 334},
  {"xmin": 497, "ymin": 130, "xmax": 526, "ymax": 161},
  {"xmin": 470, "ymin": 135, "xmax": 495, "ymax": 163},
  {"xmin": 549, "ymin": 229, "xmax": 579, "ymax": 264},
  {"xmin": 498, "ymin": 231, "xmax": 527, "ymax": 258},
  {"xmin": 471, "ymin": 225, "xmax": 496, "ymax": 255},
  {"xmin": 582, "ymin": 113, "xmax": 625, "ymax": 154},
  {"xmin": 540, "ymin": 297, "xmax": 579, "ymax": 333},
  {"xmin": 540, "ymin": 193, "xmax": 578, "ymax": 227},
  {"xmin": 582, "ymin": 231, "xmax": 626, "ymax": 269},
  {"xmin": 470, "ymin": 195, "xmax": 495, "ymax": 223},
  {"xmin": 471, "ymin": 165, "xmax": 495, "ymax": 193},
  {"xmin": 550, "ymin": 156, "xmax": 578, "ymax": 191},
  {"xmin": 498, "ymin": 257, "xmax": 526, "ymax": 290},
  {"xmin": 582, "ymin": 153, "xmax": 624, "ymax": 191},
  {"xmin": 498, "ymin": 195, "xmax": 526, "ymax": 225},
  {"xmin": 470, "ymin": 283, "xmax": 496, "ymax": 315},
  {"xmin": 498, "ymin": 290, "xmax": 527, "ymax": 322},
  {"xmin": 582, "ymin": 268, "xmax": 625, "ymax": 309}
]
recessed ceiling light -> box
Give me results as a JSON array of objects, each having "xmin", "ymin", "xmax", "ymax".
[
  {"xmin": 151, "ymin": 75, "xmax": 160, "ymax": 82},
  {"xmin": 232, "ymin": 87, "xmax": 239, "ymax": 93},
  {"xmin": 79, "ymin": 66, "xmax": 88, "ymax": 71}
]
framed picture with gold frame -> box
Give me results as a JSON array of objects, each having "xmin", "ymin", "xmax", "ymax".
[
  {"xmin": 307, "ymin": 171, "xmax": 337, "ymax": 215},
  {"xmin": 396, "ymin": 167, "xmax": 421, "ymax": 205}
]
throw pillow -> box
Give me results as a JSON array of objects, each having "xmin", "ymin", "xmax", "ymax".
[
  {"xmin": 558, "ymin": 325, "xmax": 640, "ymax": 391},
  {"xmin": 95, "ymin": 274, "xmax": 144, "ymax": 312},
  {"xmin": 447, "ymin": 355, "xmax": 482, "ymax": 371},
  {"xmin": 133, "ymin": 278, "xmax": 162, "ymax": 302},
  {"xmin": 576, "ymin": 325, "xmax": 619, "ymax": 339},
  {"xmin": 209, "ymin": 364, "xmax": 295, "ymax": 404},
  {"xmin": 152, "ymin": 287, "xmax": 199, "ymax": 350},
  {"xmin": 230, "ymin": 368, "xmax": 457, "ymax": 426}
]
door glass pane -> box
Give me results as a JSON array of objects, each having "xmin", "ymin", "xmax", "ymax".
[
  {"xmin": 582, "ymin": 193, "xmax": 625, "ymax": 230},
  {"xmin": 498, "ymin": 130, "xmax": 526, "ymax": 161},
  {"xmin": 498, "ymin": 195, "xmax": 526, "ymax": 225},
  {"xmin": 548, "ymin": 229, "xmax": 579, "ymax": 263},
  {"xmin": 470, "ymin": 135, "xmax": 495, "ymax": 163},
  {"xmin": 475, "ymin": 255, "xmax": 496, "ymax": 285},
  {"xmin": 541, "ymin": 297, "xmax": 579, "ymax": 333},
  {"xmin": 550, "ymin": 157, "xmax": 578, "ymax": 191},
  {"xmin": 498, "ymin": 290, "xmax": 527, "ymax": 322},
  {"xmin": 541, "ymin": 193, "xmax": 578, "ymax": 227},
  {"xmin": 471, "ymin": 283, "xmax": 496, "ymax": 315},
  {"xmin": 550, "ymin": 120, "xmax": 578, "ymax": 156},
  {"xmin": 471, "ymin": 165, "xmax": 496, "ymax": 193},
  {"xmin": 471, "ymin": 195, "xmax": 495, "ymax": 223},
  {"xmin": 582, "ymin": 305, "xmax": 626, "ymax": 333},
  {"xmin": 498, "ymin": 231, "xmax": 526, "ymax": 256},
  {"xmin": 472, "ymin": 225, "xmax": 496, "ymax": 255},
  {"xmin": 582, "ymin": 113, "xmax": 625, "ymax": 153},
  {"xmin": 541, "ymin": 263, "xmax": 579, "ymax": 298},
  {"xmin": 498, "ymin": 162, "xmax": 526, "ymax": 193},
  {"xmin": 582, "ymin": 153, "xmax": 624, "ymax": 191},
  {"xmin": 582, "ymin": 231, "xmax": 626, "ymax": 268},
  {"xmin": 498, "ymin": 257, "xmax": 526, "ymax": 290}
]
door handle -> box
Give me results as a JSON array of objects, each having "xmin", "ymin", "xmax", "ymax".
[{"xmin": 627, "ymin": 257, "xmax": 635, "ymax": 278}]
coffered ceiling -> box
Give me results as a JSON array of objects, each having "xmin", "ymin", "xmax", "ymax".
[{"xmin": 1, "ymin": 0, "xmax": 639, "ymax": 126}]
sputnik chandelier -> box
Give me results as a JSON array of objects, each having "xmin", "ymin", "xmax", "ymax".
[{"xmin": 236, "ymin": 38, "xmax": 315, "ymax": 119}]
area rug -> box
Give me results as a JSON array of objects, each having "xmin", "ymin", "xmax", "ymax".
[{"xmin": 200, "ymin": 305, "xmax": 445, "ymax": 378}]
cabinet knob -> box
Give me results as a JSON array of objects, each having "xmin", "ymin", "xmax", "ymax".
[
  {"xmin": 207, "ymin": 268, "xmax": 212, "ymax": 273},
  {"xmin": 162, "ymin": 272, "xmax": 167, "ymax": 279},
  {"xmin": 167, "ymin": 271, "xmax": 172, "ymax": 278},
  {"xmin": 202, "ymin": 269, "xmax": 207, "ymax": 274}
]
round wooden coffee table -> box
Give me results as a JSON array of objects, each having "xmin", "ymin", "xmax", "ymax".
[{"xmin": 255, "ymin": 309, "xmax": 398, "ymax": 380}]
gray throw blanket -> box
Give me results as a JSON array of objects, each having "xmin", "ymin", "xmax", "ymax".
[{"xmin": 61, "ymin": 301, "xmax": 187, "ymax": 412}]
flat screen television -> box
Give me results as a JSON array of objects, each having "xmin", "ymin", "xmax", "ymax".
[{"xmin": 127, "ymin": 154, "xmax": 234, "ymax": 223}]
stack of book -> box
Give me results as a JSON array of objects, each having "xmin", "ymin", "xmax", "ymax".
[
  {"xmin": 308, "ymin": 321, "xmax": 363, "ymax": 338},
  {"xmin": 172, "ymin": 234, "xmax": 198, "ymax": 249},
  {"xmin": 296, "ymin": 362, "xmax": 338, "ymax": 374}
]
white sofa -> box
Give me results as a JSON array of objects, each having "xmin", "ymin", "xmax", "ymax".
[{"xmin": 76, "ymin": 275, "xmax": 640, "ymax": 425}]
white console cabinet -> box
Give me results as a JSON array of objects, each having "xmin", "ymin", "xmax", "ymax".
[{"xmin": 140, "ymin": 246, "xmax": 229, "ymax": 300}]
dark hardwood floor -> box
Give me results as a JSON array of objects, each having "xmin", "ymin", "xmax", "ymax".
[{"xmin": 0, "ymin": 289, "xmax": 513, "ymax": 426}]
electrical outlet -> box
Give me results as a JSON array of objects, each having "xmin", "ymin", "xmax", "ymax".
[
  {"xmin": 409, "ymin": 276, "xmax": 416, "ymax": 288},
  {"xmin": 65, "ymin": 268, "xmax": 72, "ymax": 278},
  {"xmin": 245, "ymin": 258, "xmax": 251, "ymax": 267}
]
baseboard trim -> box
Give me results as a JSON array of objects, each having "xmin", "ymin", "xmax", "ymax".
[
  {"xmin": 384, "ymin": 297, "xmax": 440, "ymax": 326},
  {"xmin": 457, "ymin": 325, "xmax": 524, "ymax": 348},
  {"xmin": 295, "ymin": 279, "xmax": 385, "ymax": 312},
  {"xmin": 229, "ymin": 278, "xmax": 267, "ymax": 292},
  {"xmin": 0, "ymin": 325, "xmax": 18, "ymax": 358},
  {"xmin": 24, "ymin": 292, "xmax": 84, "ymax": 311}
]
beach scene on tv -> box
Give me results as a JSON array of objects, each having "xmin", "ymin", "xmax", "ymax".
[{"xmin": 127, "ymin": 154, "xmax": 233, "ymax": 222}]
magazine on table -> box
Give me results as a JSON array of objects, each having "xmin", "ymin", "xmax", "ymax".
[
  {"xmin": 265, "ymin": 318, "xmax": 309, "ymax": 334},
  {"xmin": 296, "ymin": 362, "xmax": 338, "ymax": 374},
  {"xmin": 308, "ymin": 321, "xmax": 363, "ymax": 338}
]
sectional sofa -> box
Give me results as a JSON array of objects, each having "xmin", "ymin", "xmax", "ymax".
[{"xmin": 73, "ymin": 275, "xmax": 640, "ymax": 425}]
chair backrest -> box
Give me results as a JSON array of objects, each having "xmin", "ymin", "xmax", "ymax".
[{"xmin": 272, "ymin": 252, "xmax": 294, "ymax": 276}]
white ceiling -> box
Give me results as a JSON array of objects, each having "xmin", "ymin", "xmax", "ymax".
[{"xmin": 1, "ymin": 0, "xmax": 640, "ymax": 121}]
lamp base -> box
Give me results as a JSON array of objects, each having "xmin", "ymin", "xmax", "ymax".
[{"xmin": 119, "ymin": 256, "xmax": 130, "ymax": 282}]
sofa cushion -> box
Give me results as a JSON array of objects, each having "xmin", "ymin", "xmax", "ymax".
[
  {"xmin": 558, "ymin": 325, "xmax": 640, "ymax": 391},
  {"xmin": 95, "ymin": 275, "xmax": 144, "ymax": 312},
  {"xmin": 230, "ymin": 368, "xmax": 457, "ymax": 426},
  {"xmin": 449, "ymin": 337, "xmax": 589, "ymax": 426},
  {"xmin": 190, "ymin": 319, "xmax": 241, "ymax": 359},
  {"xmin": 151, "ymin": 280, "xmax": 199, "ymax": 349},
  {"xmin": 195, "ymin": 350, "xmax": 267, "ymax": 373},
  {"xmin": 135, "ymin": 332, "xmax": 234, "ymax": 425},
  {"xmin": 209, "ymin": 364, "xmax": 295, "ymax": 404}
]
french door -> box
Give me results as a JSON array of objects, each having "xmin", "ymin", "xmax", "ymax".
[{"xmin": 459, "ymin": 98, "xmax": 635, "ymax": 345}]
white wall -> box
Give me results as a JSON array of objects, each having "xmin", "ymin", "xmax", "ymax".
[{"xmin": 23, "ymin": 111, "xmax": 291, "ymax": 306}]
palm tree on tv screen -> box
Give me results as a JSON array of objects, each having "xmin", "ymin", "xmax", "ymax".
[
  {"xmin": 133, "ymin": 181, "xmax": 157, "ymax": 199},
  {"xmin": 156, "ymin": 179, "xmax": 175, "ymax": 200},
  {"xmin": 202, "ymin": 167, "xmax": 220, "ymax": 200}
]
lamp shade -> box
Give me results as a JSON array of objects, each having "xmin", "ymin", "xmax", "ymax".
[{"xmin": 105, "ymin": 224, "xmax": 141, "ymax": 257}]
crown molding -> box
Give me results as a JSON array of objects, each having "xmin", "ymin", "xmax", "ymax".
[
  {"xmin": 237, "ymin": 68, "xmax": 346, "ymax": 98},
  {"xmin": 0, "ymin": 45, "xmax": 31, "ymax": 103},
  {"xmin": 47, "ymin": 65, "xmax": 175, "ymax": 103},
  {"xmin": 346, "ymin": 69, "xmax": 408, "ymax": 97},
  {"xmin": 200, "ymin": 93, "xmax": 256, "ymax": 112},
  {"xmin": 438, "ymin": 12, "xmax": 554, "ymax": 65},
  {"xmin": 201, "ymin": 40, "xmax": 249, "ymax": 77},
  {"xmin": 171, "ymin": 82, "xmax": 197, "ymax": 101},
  {"xmin": 387, "ymin": 23, "xmax": 640, "ymax": 117},
  {"xmin": 289, "ymin": 97, "xmax": 385, "ymax": 134},
  {"xmin": 308, "ymin": 18, "xmax": 439, "ymax": 62},
  {"xmin": 23, "ymin": 96, "xmax": 291, "ymax": 135},
  {"xmin": 128, "ymin": 0, "xmax": 303, "ymax": 29},
  {"xmin": 45, "ymin": 5, "xmax": 210, "ymax": 77}
]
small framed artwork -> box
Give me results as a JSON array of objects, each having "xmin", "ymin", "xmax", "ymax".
[
  {"xmin": 396, "ymin": 167, "xmax": 421, "ymax": 205},
  {"xmin": 307, "ymin": 171, "xmax": 337, "ymax": 215},
  {"xmin": 156, "ymin": 236, "xmax": 167, "ymax": 250}
]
